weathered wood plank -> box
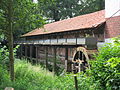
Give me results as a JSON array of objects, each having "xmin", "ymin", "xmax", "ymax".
[
  {"xmin": 30, "ymin": 46, "xmax": 33, "ymax": 63},
  {"xmin": 45, "ymin": 47, "xmax": 48, "ymax": 69},
  {"xmin": 65, "ymin": 48, "xmax": 68, "ymax": 71},
  {"xmin": 53, "ymin": 47, "xmax": 57, "ymax": 74},
  {"xmin": 25, "ymin": 45, "xmax": 27, "ymax": 58},
  {"xmin": 35, "ymin": 46, "xmax": 38, "ymax": 64}
]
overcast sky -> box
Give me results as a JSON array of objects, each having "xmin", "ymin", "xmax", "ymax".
[{"xmin": 33, "ymin": 0, "xmax": 38, "ymax": 3}]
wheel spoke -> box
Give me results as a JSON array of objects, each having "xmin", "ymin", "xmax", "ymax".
[{"xmin": 72, "ymin": 47, "xmax": 89, "ymax": 73}]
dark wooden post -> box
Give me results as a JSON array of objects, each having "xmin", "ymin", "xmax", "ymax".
[
  {"xmin": 45, "ymin": 47, "xmax": 48, "ymax": 70},
  {"xmin": 21, "ymin": 45, "xmax": 23, "ymax": 58},
  {"xmin": 35, "ymin": 46, "xmax": 38, "ymax": 64},
  {"xmin": 20, "ymin": 45, "xmax": 23, "ymax": 59},
  {"xmin": 25, "ymin": 45, "xmax": 27, "ymax": 59},
  {"xmin": 53, "ymin": 47, "xmax": 57, "ymax": 74},
  {"xmin": 74, "ymin": 75, "xmax": 78, "ymax": 90},
  {"xmin": 65, "ymin": 48, "xmax": 68, "ymax": 71},
  {"xmin": 72, "ymin": 48, "xmax": 78, "ymax": 90},
  {"xmin": 30, "ymin": 45, "xmax": 33, "ymax": 63},
  {"xmin": 72, "ymin": 62, "xmax": 78, "ymax": 90}
]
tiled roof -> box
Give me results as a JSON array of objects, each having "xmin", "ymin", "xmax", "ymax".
[{"xmin": 22, "ymin": 10, "xmax": 105, "ymax": 37}]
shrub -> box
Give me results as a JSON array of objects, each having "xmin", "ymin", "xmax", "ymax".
[
  {"xmin": 0, "ymin": 65, "xmax": 11, "ymax": 89},
  {"xmin": 0, "ymin": 46, "xmax": 9, "ymax": 67},
  {"xmin": 89, "ymin": 37, "xmax": 120, "ymax": 90}
]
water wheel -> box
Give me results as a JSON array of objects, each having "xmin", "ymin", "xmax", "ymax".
[{"xmin": 72, "ymin": 47, "xmax": 92, "ymax": 73}]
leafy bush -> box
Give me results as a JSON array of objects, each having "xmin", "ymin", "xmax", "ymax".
[
  {"xmin": 0, "ymin": 46, "xmax": 11, "ymax": 89},
  {"xmin": 76, "ymin": 74, "xmax": 101, "ymax": 90},
  {"xmin": 0, "ymin": 45, "xmax": 19, "ymax": 68},
  {"xmin": 105, "ymin": 57, "xmax": 120, "ymax": 90},
  {"xmin": 89, "ymin": 37, "xmax": 120, "ymax": 90},
  {"xmin": 0, "ymin": 65, "xmax": 11, "ymax": 89},
  {"xmin": 0, "ymin": 46, "xmax": 9, "ymax": 66}
]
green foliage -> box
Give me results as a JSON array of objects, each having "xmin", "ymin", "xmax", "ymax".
[
  {"xmin": 80, "ymin": 0, "xmax": 104, "ymax": 15},
  {"xmin": 0, "ymin": 34, "xmax": 4, "ymax": 41},
  {"xmin": 112, "ymin": 36, "xmax": 120, "ymax": 46},
  {"xmin": 0, "ymin": 58, "xmax": 72, "ymax": 90},
  {"xmin": 13, "ymin": 0, "xmax": 45, "ymax": 39},
  {"xmin": 39, "ymin": 0, "xmax": 105, "ymax": 22},
  {"xmin": 0, "ymin": 45, "xmax": 20, "ymax": 66},
  {"xmin": 77, "ymin": 75, "xmax": 101, "ymax": 90},
  {"xmin": 0, "ymin": 0, "xmax": 45, "ymax": 40},
  {"xmin": 88, "ymin": 37, "xmax": 120, "ymax": 90},
  {"xmin": 0, "ymin": 66, "xmax": 11, "ymax": 89},
  {"xmin": 0, "ymin": 46, "xmax": 9, "ymax": 66},
  {"xmin": 0, "ymin": 47, "xmax": 11, "ymax": 89}
]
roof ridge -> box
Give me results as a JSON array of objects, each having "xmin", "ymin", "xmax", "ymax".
[{"xmin": 44, "ymin": 10, "xmax": 105, "ymax": 26}]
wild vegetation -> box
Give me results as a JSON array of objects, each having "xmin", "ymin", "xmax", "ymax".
[
  {"xmin": 0, "ymin": 0, "xmax": 119, "ymax": 90},
  {"xmin": 0, "ymin": 37, "xmax": 119, "ymax": 90},
  {"xmin": 88, "ymin": 37, "xmax": 120, "ymax": 90}
]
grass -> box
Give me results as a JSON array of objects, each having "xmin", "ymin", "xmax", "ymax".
[
  {"xmin": 13, "ymin": 59, "xmax": 75, "ymax": 90},
  {"xmin": 0, "ymin": 59, "xmax": 101, "ymax": 90}
]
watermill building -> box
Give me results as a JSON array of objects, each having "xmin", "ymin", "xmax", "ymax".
[{"xmin": 16, "ymin": 0, "xmax": 120, "ymax": 72}]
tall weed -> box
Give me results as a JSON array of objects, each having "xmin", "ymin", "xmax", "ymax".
[{"xmin": 13, "ymin": 59, "xmax": 75, "ymax": 90}]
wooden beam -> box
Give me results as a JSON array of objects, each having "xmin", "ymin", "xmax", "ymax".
[
  {"xmin": 20, "ymin": 45, "xmax": 23, "ymax": 59},
  {"xmin": 30, "ymin": 45, "xmax": 33, "ymax": 63},
  {"xmin": 45, "ymin": 47, "xmax": 48, "ymax": 70},
  {"xmin": 35, "ymin": 46, "xmax": 38, "ymax": 64},
  {"xmin": 25, "ymin": 45, "xmax": 27, "ymax": 58},
  {"xmin": 65, "ymin": 48, "xmax": 68, "ymax": 72},
  {"xmin": 53, "ymin": 47, "xmax": 57, "ymax": 74}
]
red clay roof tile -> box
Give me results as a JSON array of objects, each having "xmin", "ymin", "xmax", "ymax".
[{"xmin": 22, "ymin": 10, "xmax": 105, "ymax": 37}]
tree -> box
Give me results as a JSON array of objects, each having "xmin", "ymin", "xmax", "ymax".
[
  {"xmin": 38, "ymin": 0, "xmax": 105, "ymax": 22},
  {"xmin": 79, "ymin": 0, "xmax": 105, "ymax": 15},
  {"xmin": 0, "ymin": 0, "xmax": 46, "ymax": 41},
  {"xmin": 13, "ymin": 0, "xmax": 45, "ymax": 40},
  {"xmin": 0, "ymin": 0, "xmax": 45, "ymax": 81},
  {"xmin": 39, "ymin": 0, "xmax": 82, "ymax": 21},
  {"xmin": 8, "ymin": 0, "xmax": 14, "ymax": 81},
  {"xmin": 0, "ymin": 0, "xmax": 14, "ymax": 81}
]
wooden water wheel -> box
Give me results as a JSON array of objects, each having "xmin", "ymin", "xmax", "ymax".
[{"xmin": 72, "ymin": 47, "xmax": 97, "ymax": 73}]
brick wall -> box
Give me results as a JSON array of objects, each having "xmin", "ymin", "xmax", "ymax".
[{"xmin": 105, "ymin": 16, "xmax": 120, "ymax": 38}]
